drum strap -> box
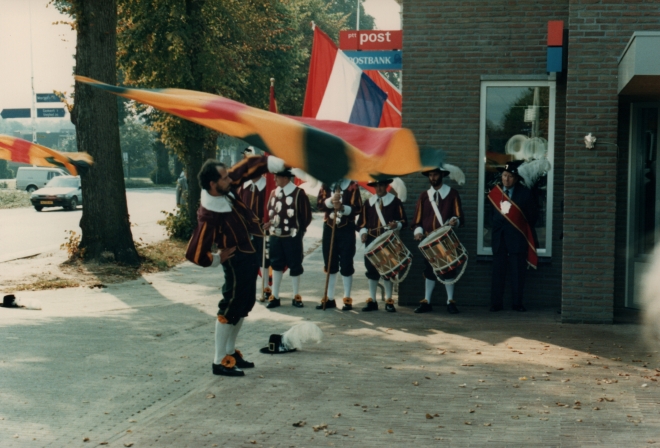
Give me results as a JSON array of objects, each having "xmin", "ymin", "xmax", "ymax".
[
  {"xmin": 375, "ymin": 198, "xmax": 387, "ymax": 228},
  {"xmin": 429, "ymin": 192, "xmax": 445, "ymax": 226}
]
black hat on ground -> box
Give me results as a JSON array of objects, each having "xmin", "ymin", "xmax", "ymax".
[
  {"xmin": 1, "ymin": 295, "xmax": 17, "ymax": 308},
  {"xmin": 497, "ymin": 160, "xmax": 524, "ymax": 176},
  {"xmin": 366, "ymin": 178, "xmax": 393, "ymax": 187},
  {"xmin": 259, "ymin": 334, "xmax": 297, "ymax": 354},
  {"xmin": 274, "ymin": 168, "xmax": 295, "ymax": 178}
]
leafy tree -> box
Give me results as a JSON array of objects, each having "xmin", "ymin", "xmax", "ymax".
[
  {"xmin": 119, "ymin": 115, "xmax": 156, "ymax": 178},
  {"xmin": 54, "ymin": 0, "xmax": 140, "ymax": 265}
]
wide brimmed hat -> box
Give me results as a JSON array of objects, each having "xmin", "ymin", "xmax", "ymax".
[
  {"xmin": 259, "ymin": 334, "xmax": 297, "ymax": 354},
  {"xmin": 421, "ymin": 163, "xmax": 466, "ymax": 185},
  {"xmin": 274, "ymin": 168, "xmax": 294, "ymax": 178},
  {"xmin": 1, "ymin": 295, "xmax": 17, "ymax": 308},
  {"xmin": 243, "ymin": 146, "xmax": 256, "ymax": 155},
  {"xmin": 497, "ymin": 160, "xmax": 524, "ymax": 176},
  {"xmin": 366, "ymin": 178, "xmax": 393, "ymax": 187}
]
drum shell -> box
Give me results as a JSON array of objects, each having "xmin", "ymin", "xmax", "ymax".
[
  {"xmin": 418, "ymin": 226, "xmax": 468, "ymax": 276},
  {"xmin": 365, "ymin": 231, "xmax": 412, "ymax": 280}
]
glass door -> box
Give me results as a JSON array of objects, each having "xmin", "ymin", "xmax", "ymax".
[{"xmin": 626, "ymin": 104, "xmax": 660, "ymax": 308}]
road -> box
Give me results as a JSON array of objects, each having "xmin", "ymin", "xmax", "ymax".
[{"xmin": 0, "ymin": 189, "xmax": 176, "ymax": 263}]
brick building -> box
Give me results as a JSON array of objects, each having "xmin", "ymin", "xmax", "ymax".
[{"xmin": 398, "ymin": 0, "xmax": 660, "ymax": 323}]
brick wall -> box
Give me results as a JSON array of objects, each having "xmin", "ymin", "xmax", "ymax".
[
  {"xmin": 400, "ymin": 0, "xmax": 569, "ymax": 309},
  {"xmin": 561, "ymin": 0, "xmax": 660, "ymax": 323}
]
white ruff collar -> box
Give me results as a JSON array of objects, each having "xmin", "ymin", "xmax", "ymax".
[
  {"xmin": 368, "ymin": 192, "xmax": 395, "ymax": 207},
  {"xmin": 201, "ymin": 189, "xmax": 233, "ymax": 213},
  {"xmin": 275, "ymin": 181, "xmax": 296, "ymax": 197},
  {"xmin": 242, "ymin": 176, "xmax": 266, "ymax": 191},
  {"xmin": 427, "ymin": 184, "xmax": 450, "ymax": 201}
]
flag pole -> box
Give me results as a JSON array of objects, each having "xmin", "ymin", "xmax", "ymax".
[{"xmin": 322, "ymin": 183, "xmax": 342, "ymax": 310}]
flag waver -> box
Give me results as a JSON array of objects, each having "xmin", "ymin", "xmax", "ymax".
[
  {"xmin": 75, "ymin": 76, "xmax": 442, "ymax": 184},
  {"xmin": 0, "ymin": 135, "xmax": 93, "ymax": 176}
]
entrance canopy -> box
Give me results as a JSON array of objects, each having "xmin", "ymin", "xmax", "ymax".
[{"xmin": 618, "ymin": 31, "xmax": 660, "ymax": 96}]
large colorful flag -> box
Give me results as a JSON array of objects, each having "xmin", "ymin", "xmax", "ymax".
[
  {"xmin": 0, "ymin": 135, "xmax": 93, "ymax": 176},
  {"xmin": 302, "ymin": 26, "xmax": 387, "ymax": 128},
  {"xmin": 76, "ymin": 76, "xmax": 443, "ymax": 185}
]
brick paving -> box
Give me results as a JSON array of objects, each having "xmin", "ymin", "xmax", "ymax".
[{"xmin": 1, "ymin": 215, "xmax": 659, "ymax": 447}]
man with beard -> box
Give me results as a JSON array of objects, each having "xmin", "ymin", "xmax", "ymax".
[
  {"xmin": 186, "ymin": 155, "xmax": 284, "ymax": 377},
  {"xmin": 411, "ymin": 164, "xmax": 465, "ymax": 314}
]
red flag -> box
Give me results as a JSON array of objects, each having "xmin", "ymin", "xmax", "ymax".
[{"xmin": 365, "ymin": 70, "xmax": 402, "ymax": 128}]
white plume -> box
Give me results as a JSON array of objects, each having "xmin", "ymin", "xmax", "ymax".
[
  {"xmin": 390, "ymin": 177, "xmax": 407, "ymax": 202},
  {"xmin": 282, "ymin": 322, "xmax": 324, "ymax": 350},
  {"xmin": 517, "ymin": 158, "xmax": 552, "ymax": 188},
  {"xmin": 443, "ymin": 163, "xmax": 465, "ymax": 185},
  {"xmin": 15, "ymin": 297, "xmax": 42, "ymax": 310},
  {"xmin": 291, "ymin": 168, "xmax": 319, "ymax": 188},
  {"xmin": 643, "ymin": 245, "xmax": 660, "ymax": 346}
]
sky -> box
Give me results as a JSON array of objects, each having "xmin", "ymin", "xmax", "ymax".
[{"xmin": 0, "ymin": 0, "xmax": 401, "ymax": 126}]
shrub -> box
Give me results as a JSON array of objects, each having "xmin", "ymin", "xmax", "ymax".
[
  {"xmin": 150, "ymin": 166, "xmax": 174, "ymax": 185},
  {"xmin": 158, "ymin": 204, "xmax": 194, "ymax": 240},
  {"xmin": 0, "ymin": 160, "xmax": 14, "ymax": 179}
]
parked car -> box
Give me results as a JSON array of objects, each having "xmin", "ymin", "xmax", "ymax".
[
  {"xmin": 30, "ymin": 175, "xmax": 83, "ymax": 211},
  {"xmin": 16, "ymin": 167, "xmax": 68, "ymax": 193}
]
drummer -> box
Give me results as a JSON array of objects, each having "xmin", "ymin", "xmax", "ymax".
[
  {"xmin": 358, "ymin": 178, "xmax": 408, "ymax": 313},
  {"xmin": 411, "ymin": 164, "xmax": 465, "ymax": 314}
]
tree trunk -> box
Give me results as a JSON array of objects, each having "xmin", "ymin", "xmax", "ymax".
[
  {"xmin": 184, "ymin": 132, "xmax": 205, "ymax": 227},
  {"xmin": 72, "ymin": 0, "xmax": 139, "ymax": 266},
  {"xmin": 153, "ymin": 138, "xmax": 173, "ymax": 184}
]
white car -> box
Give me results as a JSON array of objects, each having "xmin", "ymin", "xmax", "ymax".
[
  {"xmin": 30, "ymin": 175, "xmax": 83, "ymax": 211},
  {"xmin": 16, "ymin": 166, "xmax": 68, "ymax": 193}
]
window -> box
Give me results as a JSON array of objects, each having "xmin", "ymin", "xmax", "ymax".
[{"xmin": 477, "ymin": 80, "xmax": 556, "ymax": 256}]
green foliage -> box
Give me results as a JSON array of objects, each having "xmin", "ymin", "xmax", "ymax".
[
  {"xmin": 150, "ymin": 166, "xmax": 174, "ymax": 184},
  {"xmin": 158, "ymin": 204, "xmax": 195, "ymax": 240},
  {"xmin": 120, "ymin": 115, "xmax": 157, "ymax": 177},
  {"xmin": 0, "ymin": 160, "xmax": 14, "ymax": 179}
]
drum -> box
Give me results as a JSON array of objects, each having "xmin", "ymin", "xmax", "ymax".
[
  {"xmin": 365, "ymin": 231, "xmax": 412, "ymax": 282},
  {"xmin": 418, "ymin": 226, "xmax": 468, "ymax": 284}
]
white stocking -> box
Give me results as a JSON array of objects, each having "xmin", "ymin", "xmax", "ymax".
[
  {"xmin": 291, "ymin": 275, "xmax": 301, "ymax": 296},
  {"xmin": 272, "ymin": 270, "xmax": 284, "ymax": 298},
  {"xmin": 225, "ymin": 318, "xmax": 243, "ymax": 355},
  {"xmin": 368, "ymin": 279, "xmax": 379, "ymax": 300},
  {"xmin": 214, "ymin": 319, "xmax": 233, "ymax": 365},
  {"xmin": 445, "ymin": 283, "xmax": 455, "ymax": 304},
  {"xmin": 342, "ymin": 275, "xmax": 353, "ymax": 298},
  {"xmin": 425, "ymin": 278, "xmax": 436, "ymax": 303},
  {"xmin": 326, "ymin": 273, "xmax": 337, "ymax": 300},
  {"xmin": 384, "ymin": 279, "xmax": 393, "ymax": 299}
]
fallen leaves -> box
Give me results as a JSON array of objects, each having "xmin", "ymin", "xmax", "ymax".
[
  {"xmin": 312, "ymin": 423, "xmax": 328, "ymax": 432},
  {"xmin": 292, "ymin": 421, "xmax": 306, "ymax": 427},
  {"xmin": 426, "ymin": 413, "xmax": 434, "ymax": 419},
  {"xmin": 206, "ymin": 394, "xmax": 215, "ymax": 399}
]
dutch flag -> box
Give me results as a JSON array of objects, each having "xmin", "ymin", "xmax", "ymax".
[{"xmin": 303, "ymin": 26, "xmax": 388, "ymax": 128}]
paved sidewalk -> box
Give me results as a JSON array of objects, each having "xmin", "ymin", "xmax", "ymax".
[{"xmin": 1, "ymin": 214, "xmax": 660, "ymax": 447}]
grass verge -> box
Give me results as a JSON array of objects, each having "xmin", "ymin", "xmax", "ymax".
[{"xmin": 6, "ymin": 239, "xmax": 188, "ymax": 292}]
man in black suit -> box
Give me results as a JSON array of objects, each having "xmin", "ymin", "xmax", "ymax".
[{"xmin": 489, "ymin": 161, "xmax": 538, "ymax": 312}]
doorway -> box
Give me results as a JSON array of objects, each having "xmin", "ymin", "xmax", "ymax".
[{"xmin": 626, "ymin": 104, "xmax": 660, "ymax": 308}]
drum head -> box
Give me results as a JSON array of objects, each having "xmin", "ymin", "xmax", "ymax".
[
  {"xmin": 419, "ymin": 226, "xmax": 451, "ymax": 248},
  {"xmin": 365, "ymin": 230, "xmax": 394, "ymax": 252}
]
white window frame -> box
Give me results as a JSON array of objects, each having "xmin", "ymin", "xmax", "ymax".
[{"xmin": 477, "ymin": 80, "xmax": 556, "ymax": 257}]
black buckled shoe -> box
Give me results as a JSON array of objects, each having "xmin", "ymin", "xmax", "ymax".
[
  {"xmin": 414, "ymin": 301, "xmax": 433, "ymax": 314},
  {"xmin": 292, "ymin": 295, "xmax": 304, "ymax": 308},
  {"xmin": 362, "ymin": 299, "xmax": 378, "ymax": 312},
  {"xmin": 316, "ymin": 299, "xmax": 336, "ymax": 310},
  {"xmin": 266, "ymin": 296, "xmax": 281, "ymax": 309},
  {"xmin": 341, "ymin": 297, "xmax": 353, "ymax": 311},
  {"xmin": 230, "ymin": 350, "xmax": 254, "ymax": 369},
  {"xmin": 212, "ymin": 363, "xmax": 245, "ymax": 377},
  {"xmin": 447, "ymin": 301, "xmax": 460, "ymax": 314},
  {"xmin": 385, "ymin": 300, "xmax": 396, "ymax": 313}
]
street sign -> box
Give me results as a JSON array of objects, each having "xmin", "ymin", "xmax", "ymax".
[
  {"xmin": 340, "ymin": 30, "xmax": 403, "ymax": 51},
  {"xmin": 343, "ymin": 50, "xmax": 402, "ymax": 71},
  {"xmin": 0, "ymin": 109, "xmax": 31, "ymax": 119},
  {"xmin": 36, "ymin": 93, "xmax": 62, "ymax": 103},
  {"xmin": 37, "ymin": 108, "xmax": 66, "ymax": 118}
]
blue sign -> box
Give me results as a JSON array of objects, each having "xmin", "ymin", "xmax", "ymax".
[
  {"xmin": 37, "ymin": 108, "xmax": 66, "ymax": 118},
  {"xmin": 0, "ymin": 109, "xmax": 31, "ymax": 119},
  {"xmin": 344, "ymin": 50, "xmax": 402, "ymax": 70},
  {"xmin": 36, "ymin": 93, "xmax": 62, "ymax": 103}
]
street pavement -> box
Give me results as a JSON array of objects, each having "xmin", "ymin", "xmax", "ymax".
[
  {"xmin": 2, "ymin": 214, "xmax": 660, "ymax": 447},
  {"xmin": 0, "ymin": 189, "xmax": 176, "ymax": 263}
]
